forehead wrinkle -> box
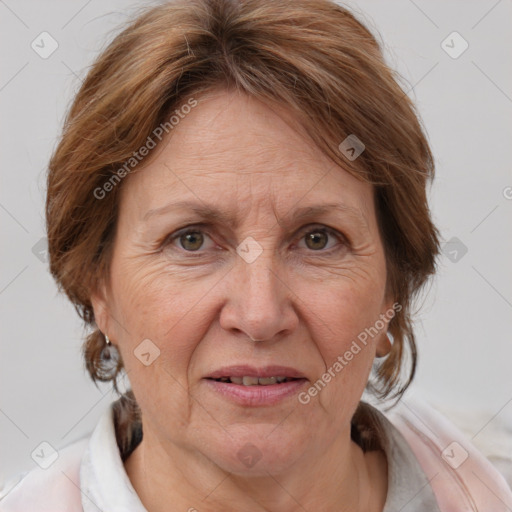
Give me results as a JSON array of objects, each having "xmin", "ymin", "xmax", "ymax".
[
  {"xmin": 143, "ymin": 197, "xmax": 369, "ymax": 237},
  {"xmin": 177, "ymin": 144, "xmax": 309, "ymax": 180}
]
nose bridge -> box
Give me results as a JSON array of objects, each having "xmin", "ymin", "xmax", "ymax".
[
  {"xmin": 241, "ymin": 247, "xmax": 280, "ymax": 303},
  {"xmin": 220, "ymin": 242, "xmax": 296, "ymax": 341}
]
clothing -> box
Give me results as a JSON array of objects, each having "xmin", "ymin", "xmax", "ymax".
[
  {"xmin": 1, "ymin": 395, "xmax": 511, "ymax": 511},
  {"xmin": 379, "ymin": 407, "xmax": 441, "ymax": 511},
  {"xmin": 386, "ymin": 397, "xmax": 512, "ymax": 510}
]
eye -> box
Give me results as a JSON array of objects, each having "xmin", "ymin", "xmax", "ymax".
[
  {"xmin": 168, "ymin": 228, "xmax": 216, "ymax": 252},
  {"xmin": 164, "ymin": 224, "xmax": 346, "ymax": 255},
  {"xmin": 297, "ymin": 226, "xmax": 345, "ymax": 252}
]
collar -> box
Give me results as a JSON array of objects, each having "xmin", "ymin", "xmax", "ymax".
[{"xmin": 80, "ymin": 405, "xmax": 147, "ymax": 512}]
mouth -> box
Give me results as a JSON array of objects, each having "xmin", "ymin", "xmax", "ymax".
[
  {"xmin": 208, "ymin": 376, "xmax": 300, "ymax": 385},
  {"xmin": 205, "ymin": 365, "xmax": 306, "ymax": 382},
  {"xmin": 203, "ymin": 366, "xmax": 308, "ymax": 406}
]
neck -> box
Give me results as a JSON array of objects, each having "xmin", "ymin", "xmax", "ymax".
[{"xmin": 124, "ymin": 422, "xmax": 388, "ymax": 512}]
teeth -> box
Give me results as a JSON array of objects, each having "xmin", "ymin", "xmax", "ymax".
[
  {"xmin": 213, "ymin": 376, "xmax": 296, "ymax": 385},
  {"xmin": 242, "ymin": 376, "xmax": 260, "ymax": 386},
  {"xmin": 234, "ymin": 376, "xmax": 291, "ymax": 385},
  {"xmin": 258, "ymin": 377, "xmax": 277, "ymax": 385}
]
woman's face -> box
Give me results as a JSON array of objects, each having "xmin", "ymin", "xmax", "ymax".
[{"xmin": 92, "ymin": 89, "xmax": 393, "ymax": 475}]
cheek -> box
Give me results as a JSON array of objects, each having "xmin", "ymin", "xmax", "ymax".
[
  {"xmin": 306, "ymin": 263, "xmax": 387, "ymax": 351},
  {"xmin": 296, "ymin": 269, "xmax": 387, "ymax": 409},
  {"xmin": 311, "ymin": 291, "xmax": 383, "ymax": 378},
  {"xmin": 108, "ymin": 261, "xmax": 209, "ymax": 428},
  {"xmin": 108, "ymin": 257, "xmax": 219, "ymax": 375}
]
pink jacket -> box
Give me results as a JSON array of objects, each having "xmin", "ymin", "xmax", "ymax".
[
  {"xmin": 1, "ymin": 397, "xmax": 511, "ymax": 511},
  {"xmin": 388, "ymin": 397, "xmax": 512, "ymax": 511}
]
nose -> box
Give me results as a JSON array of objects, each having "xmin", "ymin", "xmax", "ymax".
[{"xmin": 218, "ymin": 249, "xmax": 299, "ymax": 343}]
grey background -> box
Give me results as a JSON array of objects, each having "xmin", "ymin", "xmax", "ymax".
[{"xmin": 1, "ymin": 0, "xmax": 511, "ymax": 483}]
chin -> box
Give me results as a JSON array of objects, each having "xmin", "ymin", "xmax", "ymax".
[{"xmin": 204, "ymin": 425, "xmax": 306, "ymax": 476}]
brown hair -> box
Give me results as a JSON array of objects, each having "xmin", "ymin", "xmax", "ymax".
[{"xmin": 46, "ymin": 0, "xmax": 440, "ymax": 428}]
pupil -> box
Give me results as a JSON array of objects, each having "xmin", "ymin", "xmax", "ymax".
[{"xmin": 306, "ymin": 231, "xmax": 327, "ymax": 250}]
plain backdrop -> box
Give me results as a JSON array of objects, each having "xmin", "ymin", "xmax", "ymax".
[{"xmin": 1, "ymin": 0, "xmax": 511, "ymax": 483}]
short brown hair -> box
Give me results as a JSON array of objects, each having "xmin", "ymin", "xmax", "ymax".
[{"xmin": 46, "ymin": 0, "xmax": 440, "ymax": 407}]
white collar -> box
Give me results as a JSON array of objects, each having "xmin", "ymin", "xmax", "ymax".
[{"xmin": 80, "ymin": 405, "xmax": 147, "ymax": 512}]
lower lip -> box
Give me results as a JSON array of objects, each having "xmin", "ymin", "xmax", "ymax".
[{"xmin": 203, "ymin": 378, "xmax": 308, "ymax": 406}]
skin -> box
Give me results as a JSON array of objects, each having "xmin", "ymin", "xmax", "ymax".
[{"xmin": 92, "ymin": 88, "xmax": 393, "ymax": 512}]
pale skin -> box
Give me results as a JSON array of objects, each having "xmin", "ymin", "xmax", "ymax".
[{"xmin": 92, "ymin": 88, "xmax": 392, "ymax": 512}]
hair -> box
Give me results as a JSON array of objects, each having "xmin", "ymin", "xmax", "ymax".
[{"xmin": 46, "ymin": 0, "xmax": 440, "ymax": 446}]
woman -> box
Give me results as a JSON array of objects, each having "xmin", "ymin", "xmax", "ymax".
[{"xmin": 2, "ymin": 0, "xmax": 511, "ymax": 510}]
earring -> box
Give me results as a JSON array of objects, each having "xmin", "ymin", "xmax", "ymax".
[
  {"xmin": 101, "ymin": 332, "xmax": 115, "ymax": 362},
  {"xmin": 99, "ymin": 331, "xmax": 119, "ymax": 378}
]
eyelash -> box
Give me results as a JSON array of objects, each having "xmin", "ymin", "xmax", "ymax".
[{"xmin": 163, "ymin": 224, "xmax": 348, "ymax": 256}]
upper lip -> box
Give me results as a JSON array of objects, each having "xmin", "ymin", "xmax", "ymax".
[{"xmin": 206, "ymin": 365, "xmax": 306, "ymax": 379}]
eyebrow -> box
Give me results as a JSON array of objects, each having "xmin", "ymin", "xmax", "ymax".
[{"xmin": 142, "ymin": 200, "xmax": 368, "ymax": 229}]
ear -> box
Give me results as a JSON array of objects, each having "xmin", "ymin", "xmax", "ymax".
[
  {"xmin": 90, "ymin": 278, "xmax": 111, "ymax": 335},
  {"xmin": 375, "ymin": 333, "xmax": 392, "ymax": 358},
  {"xmin": 375, "ymin": 295, "xmax": 397, "ymax": 358}
]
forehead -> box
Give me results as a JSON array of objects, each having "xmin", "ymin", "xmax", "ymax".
[{"xmin": 120, "ymin": 89, "xmax": 374, "ymax": 225}]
